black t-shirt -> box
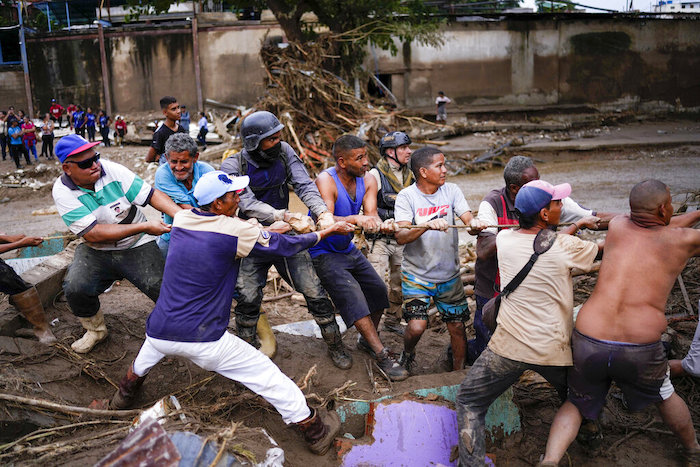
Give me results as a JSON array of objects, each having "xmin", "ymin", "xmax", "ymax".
[{"xmin": 151, "ymin": 123, "xmax": 186, "ymax": 157}]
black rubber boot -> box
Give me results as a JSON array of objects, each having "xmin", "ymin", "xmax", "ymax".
[
  {"xmin": 399, "ymin": 350, "xmax": 416, "ymax": 374},
  {"xmin": 236, "ymin": 316, "xmax": 260, "ymax": 349},
  {"xmin": 376, "ymin": 348, "xmax": 409, "ymax": 381},
  {"xmin": 319, "ymin": 321, "xmax": 352, "ymax": 370},
  {"xmin": 295, "ymin": 407, "xmax": 341, "ymax": 455},
  {"xmin": 110, "ymin": 364, "xmax": 146, "ymax": 409}
]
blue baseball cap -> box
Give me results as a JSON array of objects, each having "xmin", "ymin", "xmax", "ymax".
[
  {"xmin": 515, "ymin": 180, "xmax": 572, "ymax": 216},
  {"xmin": 194, "ymin": 171, "xmax": 249, "ymax": 206},
  {"xmin": 55, "ymin": 134, "xmax": 100, "ymax": 163}
]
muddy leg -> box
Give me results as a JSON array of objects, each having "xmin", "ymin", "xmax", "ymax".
[{"xmin": 456, "ymin": 348, "xmax": 524, "ymax": 466}]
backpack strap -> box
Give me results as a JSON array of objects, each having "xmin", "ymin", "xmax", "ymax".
[{"xmin": 501, "ymin": 229, "xmax": 557, "ymax": 298}]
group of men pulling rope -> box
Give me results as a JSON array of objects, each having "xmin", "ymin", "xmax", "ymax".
[{"xmin": 1, "ymin": 102, "xmax": 699, "ymax": 464}]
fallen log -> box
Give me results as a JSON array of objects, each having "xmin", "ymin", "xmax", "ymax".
[{"xmin": 0, "ymin": 393, "xmax": 142, "ymax": 418}]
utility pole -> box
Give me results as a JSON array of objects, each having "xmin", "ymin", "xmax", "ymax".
[
  {"xmin": 97, "ymin": 24, "xmax": 112, "ymax": 117},
  {"xmin": 192, "ymin": 15, "xmax": 203, "ymax": 111},
  {"xmin": 17, "ymin": 0, "xmax": 34, "ymax": 118}
]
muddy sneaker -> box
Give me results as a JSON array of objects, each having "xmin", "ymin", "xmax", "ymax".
[
  {"xmin": 684, "ymin": 447, "xmax": 700, "ymax": 467},
  {"xmin": 399, "ymin": 350, "xmax": 416, "ymax": 374},
  {"xmin": 376, "ymin": 348, "xmax": 409, "ymax": 381},
  {"xmin": 576, "ymin": 419, "xmax": 603, "ymax": 453},
  {"xmin": 382, "ymin": 315, "xmax": 405, "ymax": 336},
  {"xmin": 357, "ymin": 336, "xmax": 377, "ymax": 358}
]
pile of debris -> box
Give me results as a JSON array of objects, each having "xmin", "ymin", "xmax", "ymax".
[{"xmin": 235, "ymin": 37, "xmax": 443, "ymax": 174}]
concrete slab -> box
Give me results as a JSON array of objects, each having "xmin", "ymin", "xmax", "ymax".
[
  {"xmin": 339, "ymin": 399, "xmax": 458, "ymax": 466},
  {"xmin": 338, "ymin": 398, "xmax": 496, "ymax": 467},
  {"xmin": 337, "ymin": 383, "xmax": 521, "ymax": 441},
  {"xmin": 19, "ymin": 239, "xmax": 77, "ymax": 309}
]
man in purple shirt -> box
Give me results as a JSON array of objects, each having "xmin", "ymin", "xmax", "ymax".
[{"xmin": 109, "ymin": 171, "xmax": 354, "ymax": 455}]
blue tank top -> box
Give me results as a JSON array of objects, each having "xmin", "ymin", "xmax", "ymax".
[{"xmin": 309, "ymin": 167, "xmax": 364, "ymax": 257}]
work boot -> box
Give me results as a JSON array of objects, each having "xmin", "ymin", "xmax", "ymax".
[
  {"xmin": 71, "ymin": 310, "xmax": 108, "ymax": 353},
  {"xmin": 683, "ymin": 447, "xmax": 700, "ymax": 467},
  {"xmin": 110, "ymin": 364, "xmax": 146, "ymax": 409},
  {"xmin": 295, "ymin": 407, "xmax": 341, "ymax": 455},
  {"xmin": 9, "ymin": 286, "xmax": 56, "ymax": 344},
  {"xmin": 319, "ymin": 321, "xmax": 352, "ymax": 370},
  {"xmin": 382, "ymin": 314, "xmax": 405, "ymax": 336},
  {"xmin": 398, "ymin": 350, "xmax": 416, "ymax": 374},
  {"xmin": 357, "ymin": 335, "xmax": 377, "ymax": 358},
  {"xmin": 576, "ymin": 419, "xmax": 603, "ymax": 453},
  {"xmin": 236, "ymin": 323, "xmax": 260, "ymax": 349},
  {"xmin": 376, "ymin": 348, "xmax": 409, "ymax": 381}
]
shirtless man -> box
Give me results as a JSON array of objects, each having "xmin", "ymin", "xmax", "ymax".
[{"xmin": 541, "ymin": 179, "xmax": 700, "ymax": 465}]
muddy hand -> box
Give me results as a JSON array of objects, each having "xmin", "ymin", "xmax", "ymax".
[
  {"xmin": 21, "ymin": 236, "xmax": 43, "ymax": 247},
  {"xmin": 288, "ymin": 214, "xmax": 316, "ymax": 233},
  {"xmin": 426, "ymin": 218, "xmax": 449, "ymax": 231},
  {"xmin": 267, "ymin": 221, "xmax": 292, "ymax": 234},
  {"xmin": 319, "ymin": 221, "xmax": 355, "ymax": 239},
  {"xmin": 356, "ymin": 215, "xmax": 381, "ymax": 234},
  {"xmin": 380, "ymin": 218, "xmax": 398, "ymax": 234},
  {"xmin": 467, "ymin": 218, "xmax": 489, "ymax": 235},
  {"xmin": 577, "ymin": 216, "xmax": 601, "ymax": 230},
  {"xmin": 144, "ymin": 220, "xmax": 171, "ymax": 235},
  {"xmin": 316, "ymin": 211, "xmax": 335, "ymax": 231}
]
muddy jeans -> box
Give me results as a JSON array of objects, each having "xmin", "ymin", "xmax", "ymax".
[
  {"xmin": 235, "ymin": 250, "xmax": 335, "ymax": 329},
  {"xmin": 0, "ymin": 258, "xmax": 31, "ymax": 295},
  {"xmin": 366, "ymin": 236, "xmax": 403, "ymax": 319},
  {"xmin": 456, "ymin": 348, "xmax": 568, "ymax": 466},
  {"xmin": 63, "ymin": 241, "xmax": 165, "ymax": 318}
]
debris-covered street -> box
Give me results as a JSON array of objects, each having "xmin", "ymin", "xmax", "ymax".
[{"xmin": 1, "ymin": 113, "xmax": 699, "ymax": 465}]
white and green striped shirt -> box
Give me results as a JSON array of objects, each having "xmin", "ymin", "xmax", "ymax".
[{"xmin": 52, "ymin": 159, "xmax": 154, "ymax": 250}]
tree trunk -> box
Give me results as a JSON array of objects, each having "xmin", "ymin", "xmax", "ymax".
[{"xmin": 266, "ymin": 0, "xmax": 306, "ymax": 43}]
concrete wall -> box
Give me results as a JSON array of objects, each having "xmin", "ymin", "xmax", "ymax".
[
  {"xmin": 0, "ymin": 68, "xmax": 28, "ymax": 112},
  {"xmin": 374, "ymin": 16, "xmax": 700, "ymax": 108},
  {"xmin": 197, "ymin": 24, "xmax": 282, "ymax": 107},
  {"xmin": 21, "ymin": 22, "xmax": 277, "ymax": 114},
  {"xmin": 107, "ymin": 30, "xmax": 196, "ymax": 112},
  {"xmin": 5, "ymin": 15, "xmax": 699, "ymax": 115}
]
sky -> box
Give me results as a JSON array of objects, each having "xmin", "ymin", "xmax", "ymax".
[{"xmin": 519, "ymin": 0, "xmax": 657, "ymax": 12}]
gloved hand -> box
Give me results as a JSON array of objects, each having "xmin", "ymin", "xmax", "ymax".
[
  {"xmin": 316, "ymin": 211, "xmax": 335, "ymax": 231},
  {"xmin": 288, "ymin": 213, "xmax": 316, "ymax": 233}
]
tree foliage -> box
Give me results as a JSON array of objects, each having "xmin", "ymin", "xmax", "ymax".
[{"xmin": 126, "ymin": 0, "xmax": 444, "ymax": 79}]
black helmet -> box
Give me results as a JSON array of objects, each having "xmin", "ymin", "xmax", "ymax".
[
  {"xmin": 241, "ymin": 111, "xmax": 284, "ymax": 152},
  {"xmin": 379, "ymin": 131, "xmax": 412, "ymax": 157}
]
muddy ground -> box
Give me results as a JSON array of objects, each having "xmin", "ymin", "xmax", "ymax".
[{"xmin": 0, "ymin": 117, "xmax": 699, "ymax": 466}]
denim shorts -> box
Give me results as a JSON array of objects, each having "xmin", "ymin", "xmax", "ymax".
[
  {"xmin": 401, "ymin": 271, "xmax": 469, "ymax": 323},
  {"xmin": 311, "ymin": 247, "xmax": 388, "ymax": 327}
]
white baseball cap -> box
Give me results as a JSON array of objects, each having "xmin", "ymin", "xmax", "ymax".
[{"xmin": 194, "ymin": 171, "xmax": 249, "ymax": 206}]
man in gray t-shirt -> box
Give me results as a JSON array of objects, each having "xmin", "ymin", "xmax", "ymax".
[{"xmin": 394, "ymin": 147, "xmax": 486, "ymax": 372}]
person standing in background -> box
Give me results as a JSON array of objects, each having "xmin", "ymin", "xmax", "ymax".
[
  {"xmin": 40, "ymin": 113, "xmax": 55, "ymax": 159},
  {"xmin": 21, "ymin": 115, "xmax": 38, "ymax": 162},
  {"xmin": 73, "ymin": 106, "xmax": 86, "ymax": 137},
  {"xmin": 66, "ymin": 103, "xmax": 77, "ymax": 130},
  {"xmin": 85, "ymin": 107, "xmax": 97, "ymax": 142},
  {"xmin": 179, "ymin": 105, "xmax": 190, "ymax": 133},
  {"xmin": 98, "ymin": 110, "xmax": 111, "ymax": 147},
  {"xmin": 197, "ymin": 112, "xmax": 209, "ymax": 150},
  {"xmin": 435, "ymin": 91, "xmax": 451, "ymax": 124},
  {"xmin": 49, "ymin": 99, "xmax": 64, "ymax": 128},
  {"xmin": 114, "ymin": 116, "xmax": 127, "ymax": 147}
]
